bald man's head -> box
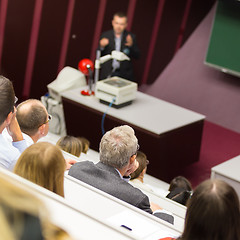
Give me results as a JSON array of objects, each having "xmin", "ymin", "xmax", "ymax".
[{"xmin": 16, "ymin": 99, "xmax": 49, "ymax": 137}]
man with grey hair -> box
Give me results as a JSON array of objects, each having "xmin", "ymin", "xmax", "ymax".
[
  {"xmin": 0, "ymin": 76, "xmax": 27, "ymax": 170},
  {"xmin": 69, "ymin": 125, "xmax": 174, "ymax": 223}
]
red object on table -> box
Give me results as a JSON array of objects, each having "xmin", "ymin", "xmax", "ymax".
[{"xmin": 78, "ymin": 59, "xmax": 94, "ymax": 76}]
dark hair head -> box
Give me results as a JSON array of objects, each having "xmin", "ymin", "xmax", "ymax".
[
  {"xmin": 113, "ymin": 12, "xmax": 127, "ymax": 20},
  {"xmin": 169, "ymin": 176, "xmax": 192, "ymax": 192},
  {"xmin": 166, "ymin": 188, "xmax": 191, "ymax": 206},
  {"xmin": 130, "ymin": 151, "xmax": 149, "ymax": 180},
  {"xmin": 0, "ymin": 76, "xmax": 15, "ymax": 125},
  {"xmin": 181, "ymin": 179, "xmax": 240, "ymax": 240}
]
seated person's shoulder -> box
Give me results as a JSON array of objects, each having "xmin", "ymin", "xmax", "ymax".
[{"xmin": 69, "ymin": 160, "xmax": 94, "ymax": 169}]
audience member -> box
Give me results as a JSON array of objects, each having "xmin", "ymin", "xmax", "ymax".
[
  {"xmin": 0, "ymin": 174, "xmax": 73, "ymax": 240},
  {"xmin": 0, "ymin": 75, "xmax": 27, "ymax": 170},
  {"xmin": 69, "ymin": 125, "xmax": 174, "ymax": 224},
  {"xmin": 57, "ymin": 135, "xmax": 82, "ymax": 157},
  {"xmin": 14, "ymin": 142, "xmax": 66, "ymax": 197},
  {"xmin": 168, "ymin": 176, "xmax": 192, "ymax": 192},
  {"xmin": 160, "ymin": 179, "xmax": 240, "ymax": 240},
  {"xmin": 166, "ymin": 176, "xmax": 192, "ymax": 206},
  {"xmin": 16, "ymin": 99, "xmax": 51, "ymax": 145},
  {"xmin": 78, "ymin": 136, "xmax": 90, "ymax": 154},
  {"xmin": 130, "ymin": 150, "xmax": 153, "ymax": 192}
]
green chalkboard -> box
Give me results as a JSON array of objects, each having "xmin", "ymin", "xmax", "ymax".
[{"xmin": 205, "ymin": 0, "xmax": 240, "ymax": 77}]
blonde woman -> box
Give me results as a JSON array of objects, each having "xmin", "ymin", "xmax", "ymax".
[
  {"xmin": 14, "ymin": 142, "xmax": 66, "ymax": 197},
  {"xmin": 78, "ymin": 136, "xmax": 90, "ymax": 154},
  {"xmin": 0, "ymin": 174, "xmax": 72, "ymax": 240},
  {"xmin": 57, "ymin": 135, "xmax": 82, "ymax": 157}
]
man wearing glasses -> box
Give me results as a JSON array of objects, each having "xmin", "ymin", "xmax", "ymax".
[
  {"xmin": 15, "ymin": 99, "xmax": 52, "ymax": 146},
  {"xmin": 69, "ymin": 125, "xmax": 174, "ymax": 224},
  {"xmin": 0, "ymin": 76, "xmax": 27, "ymax": 170}
]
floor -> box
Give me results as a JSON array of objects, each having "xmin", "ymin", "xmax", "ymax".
[{"xmin": 179, "ymin": 120, "xmax": 240, "ymax": 188}]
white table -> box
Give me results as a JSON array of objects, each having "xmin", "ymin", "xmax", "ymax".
[
  {"xmin": 61, "ymin": 88, "xmax": 205, "ymax": 182},
  {"xmin": 211, "ymin": 155, "xmax": 240, "ymax": 196}
]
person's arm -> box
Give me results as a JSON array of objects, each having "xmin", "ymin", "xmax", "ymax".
[
  {"xmin": 124, "ymin": 33, "xmax": 140, "ymax": 59},
  {"xmin": 153, "ymin": 209, "xmax": 174, "ymax": 224},
  {"xmin": 150, "ymin": 202, "xmax": 162, "ymax": 212},
  {"xmin": 7, "ymin": 110, "xmax": 27, "ymax": 153},
  {"xmin": 135, "ymin": 188, "xmax": 174, "ymax": 224},
  {"xmin": 98, "ymin": 31, "xmax": 111, "ymax": 52},
  {"xmin": 139, "ymin": 195, "xmax": 174, "ymax": 224},
  {"xmin": 7, "ymin": 110, "xmax": 24, "ymax": 142},
  {"xmin": 99, "ymin": 38, "xmax": 109, "ymax": 50},
  {"xmin": 65, "ymin": 159, "xmax": 77, "ymax": 170}
]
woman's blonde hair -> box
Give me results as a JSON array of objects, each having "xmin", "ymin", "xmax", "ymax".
[
  {"xmin": 57, "ymin": 135, "xmax": 82, "ymax": 157},
  {"xmin": 78, "ymin": 137, "xmax": 90, "ymax": 154},
  {"xmin": 14, "ymin": 142, "xmax": 66, "ymax": 197},
  {"xmin": 0, "ymin": 174, "xmax": 72, "ymax": 240},
  {"xmin": 0, "ymin": 174, "xmax": 45, "ymax": 240}
]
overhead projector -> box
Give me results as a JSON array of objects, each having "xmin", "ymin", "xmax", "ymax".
[{"xmin": 95, "ymin": 77, "xmax": 137, "ymax": 109}]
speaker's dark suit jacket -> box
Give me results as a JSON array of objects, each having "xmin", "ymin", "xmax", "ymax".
[
  {"xmin": 99, "ymin": 30, "xmax": 140, "ymax": 82},
  {"xmin": 68, "ymin": 161, "xmax": 174, "ymax": 224}
]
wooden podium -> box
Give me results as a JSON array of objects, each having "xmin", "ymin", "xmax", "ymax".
[{"xmin": 61, "ymin": 88, "xmax": 205, "ymax": 183}]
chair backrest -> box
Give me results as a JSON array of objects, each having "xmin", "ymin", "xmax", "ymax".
[
  {"xmin": 129, "ymin": 180, "xmax": 187, "ymax": 230},
  {"xmin": 64, "ymin": 174, "xmax": 182, "ymax": 238},
  {"xmin": 0, "ymin": 167, "xmax": 143, "ymax": 240}
]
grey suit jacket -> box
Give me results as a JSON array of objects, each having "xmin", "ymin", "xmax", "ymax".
[{"xmin": 68, "ymin": 161, "xmax": 174, "ymax": 224}]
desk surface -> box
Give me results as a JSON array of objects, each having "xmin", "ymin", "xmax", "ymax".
[
  {"xmin": 61, "ymin": 88, "xmax": 205, "ymax": 135},
  {"xmin": 211, "ymin": 155, "xmax": 240, "ymax": 181}
]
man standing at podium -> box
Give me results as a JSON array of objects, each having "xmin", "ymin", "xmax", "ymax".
[{"xmin": 99, "ymin": 12, "xmax": 140, "ymax": 82}]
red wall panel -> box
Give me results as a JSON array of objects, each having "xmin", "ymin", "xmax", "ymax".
[
  {"xmin": 65, "ymin": 0, "xmax": 100, "ymax": 68},
  {"xmin": 131, "ymin": 0, "xmax": 159, "ymax": 84},
  {"xmin": 1, "ymin": 0, "xmax": 35, "ymax": 99},
  {"xmin": 30, "ymin": 0, "xmax": 69, "ymax": 99},
  {"xmin": 147, "ymin": 0, "xmax": 187, "ymax": 84}
]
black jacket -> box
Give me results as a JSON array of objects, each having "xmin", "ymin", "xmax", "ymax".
[{"xmin": 99, "ymin": 30, "xmax": 140, "ymax": 82}]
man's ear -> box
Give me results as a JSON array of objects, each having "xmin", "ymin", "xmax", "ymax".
[
  {"xmin": 5, "ymin": 111, "xmax": 13, "ymax": 125},
  {"xmin": 38, "ymin": 124, "xmax": 45, "ymax": 135}
]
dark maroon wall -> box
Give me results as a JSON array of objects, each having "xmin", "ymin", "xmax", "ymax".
[
  {"xmin": 0, "ymin": 0, "xmax": 215, "ymax": 100},
  {"xmin": 30, "ymin": 0, "xmax": 69, "ymax": 98},
  {"xmin": 65, "ymin": 0, "xmax": 100, "ymax": 68},
  {"xmin": 132, "ymin": 0, "xmax": 160, "ymax": 84},
  {"xmin": 1, "ymin": 0, "xmax": 35, "ymax": 98}
]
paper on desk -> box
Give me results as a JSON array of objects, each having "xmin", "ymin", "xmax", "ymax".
[{"xmin": 107, "ymin": 211, "xmax": 178, "ymax": 239}]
